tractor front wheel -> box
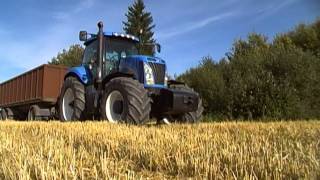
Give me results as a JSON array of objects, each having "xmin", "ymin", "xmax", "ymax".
[{"xmin": 100, "ymin": 77, "xmax": 151, "ymax": 124}]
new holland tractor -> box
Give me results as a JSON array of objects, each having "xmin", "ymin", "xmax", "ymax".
[{"xmin": 59, "ymin": 21, "xmax": 203, "ymax": 124}]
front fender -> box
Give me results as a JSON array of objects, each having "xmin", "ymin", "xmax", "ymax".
[
  {"xmin": 119, "ymin": 57, "xmax": 144, "ymax": 83},
  {"xmin": 64, "ymin": 66, "xmax": 92, "ymax": 85}
]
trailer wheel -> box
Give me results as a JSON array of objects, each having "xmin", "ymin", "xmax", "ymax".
[
  {"xmin": 170, "ymin": 84, "xmax": 204, "ymax": 123},
  {"xmin": 1, "ymin": 110, "xmax": 7, "ymax": 120},
  {"xmin": 59, "ymin": 77, "xmax": 85, "ymax": 121},
  {"xmin": 5, "ymin": 108, "xmax": 14, "ymax": 120},
  {"xmin": 100, "ymin": 77, "xmax": 151, "ymax": 124},
  {"xmin": 1, "ymin": 108, "xmax": 14, "ymax": 120},
  {"xmin": 28, "ymin": 105, "xmax": 41, "ymax": 121}
]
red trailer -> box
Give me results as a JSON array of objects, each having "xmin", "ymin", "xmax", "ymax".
[{"xmin": 0, "ymin": 64, "xmax": 67, "ymax": 120}]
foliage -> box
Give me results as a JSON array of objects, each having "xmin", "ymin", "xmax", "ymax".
[
  {"xmin": 0, "ymin": 120, "xmax": 319, "ymax": 179},
  {"xmin": 48, "ymin": 44, "xmax": 84, "ymax": 67},
  {"xmin": 287, "ymin": 19, "xmax": 320, "ymax": 57},
  {"xmin": 123, "ymin": 0, "xmax": 156, "ymax": 56},
  {"xmin": 179, "ymin": 19, "xmax": 320, "ymax": 120}
]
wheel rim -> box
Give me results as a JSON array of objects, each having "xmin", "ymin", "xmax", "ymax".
[
  {"xmin": 106, "ymin": 90, "xmax": 124, "ymax": 123},
  {"xmin": 31, "ymin": 109, "xmax": 35, "ymax": 120},
  {"xmin": 2, "ymin": 111, "xmax": 7, "ymax": 120},
  {"xmin": 28, "ymin": 110, "xmax": 35, "ymax": 121},
  {"xmin": 62, "ymin": 88, "xmax": 75, "ymax": 120}
]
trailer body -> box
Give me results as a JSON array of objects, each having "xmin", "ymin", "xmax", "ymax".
[{"xmin": 0, "ymin": 64, "xmax": 67, "ymax": 119}]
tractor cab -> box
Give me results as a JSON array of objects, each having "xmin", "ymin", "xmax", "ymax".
[{"xmin": 77, "ymin": 27, "xmax": 166, "ymax": 88}]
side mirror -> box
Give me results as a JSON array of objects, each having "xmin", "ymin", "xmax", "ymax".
[
  {"xmin": 79, "ymin": 31, "xmax": 88, "ymax": 41},
  {"xmin": 141, "ymin": 43, "xmax": 161, "ymax": 54},
  {"xmin": 156, "ymin": 43, "xmax": 161, "ymax": 53}
]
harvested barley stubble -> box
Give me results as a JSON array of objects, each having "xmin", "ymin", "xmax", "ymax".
[{"xmin": 0, "ymin": 120, "xmax": 319, "ymax": 179}]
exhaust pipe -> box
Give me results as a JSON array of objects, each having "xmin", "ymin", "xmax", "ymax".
[{"xmin": 97, "ymin": 21, "xmax": 104, "ymax": 83}]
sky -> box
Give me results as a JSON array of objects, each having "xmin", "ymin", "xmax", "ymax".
[{"xmin": 0, "ymin": 0, "xmax": 319, "ymax": 82}]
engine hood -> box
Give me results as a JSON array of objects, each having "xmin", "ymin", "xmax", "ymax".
[
  {"xmin": 118, "ymin": 55, "xmax": 166, "ymax": 86},
  {"xmin": 124, "ymin": 55, "xmax": 166, "ymax": 64}
]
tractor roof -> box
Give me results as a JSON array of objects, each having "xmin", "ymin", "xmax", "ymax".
[{"xmin": 84, "ymin": 32, "xmax": 139, "ymax": 45}]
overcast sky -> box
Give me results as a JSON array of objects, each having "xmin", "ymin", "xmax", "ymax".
[{"xmin": 0, "ymin": 0, "xmax": 319, "ymax": 82}]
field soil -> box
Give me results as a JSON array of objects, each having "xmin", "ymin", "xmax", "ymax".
[{"xmin": 0, "ymin": 120, "xmax": 319, "ymax": 179}]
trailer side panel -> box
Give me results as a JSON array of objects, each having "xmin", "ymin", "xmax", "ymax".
[{"xmin": 0, "ymin": 65, "xmax": 68, "ymax": 107}]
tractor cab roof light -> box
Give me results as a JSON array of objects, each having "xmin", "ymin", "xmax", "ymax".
[{"xmin": 111, "ymin": 32, "xmax": 139, "ymax": 41}]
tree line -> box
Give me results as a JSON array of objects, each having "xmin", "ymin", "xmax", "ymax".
[{"xmin": 178, "ymin": 19, "xmax": 320, "ymax": 120}]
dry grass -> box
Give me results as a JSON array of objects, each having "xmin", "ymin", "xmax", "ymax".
[{"xmin": 0, "ymin": 120, "xmax": 319, "ymax": 179}]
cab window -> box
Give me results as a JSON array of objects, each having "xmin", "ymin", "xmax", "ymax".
[
  {"xmin": 104, "ymin": 37, "xmax": 138, "ymax": 75},
  {"xmin": 82, "ymin": 41, "xmax": 98, "ymax": 65}
]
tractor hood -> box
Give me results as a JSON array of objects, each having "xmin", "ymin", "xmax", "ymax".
[
  {"xmin": 119, "ymin": 55, "xmax": 167, "ymax": 87},
  {"xmin": 125, "ymin": 55, "xmax": 166, "ymax": 64}
]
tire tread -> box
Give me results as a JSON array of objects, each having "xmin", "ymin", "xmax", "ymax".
[{"xmin": 101, "ymin": 77, "xmax": 151, "ymax": 124}]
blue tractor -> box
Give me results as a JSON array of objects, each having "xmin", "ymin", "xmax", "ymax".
[{"xmin": 58, "ymin": 21, "xmax": 203, "ymax": 124}]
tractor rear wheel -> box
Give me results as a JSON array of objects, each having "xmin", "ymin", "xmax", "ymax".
[
  {"xmin": 59, "ymin": 77, "xmax": 85, "ymax": 121},
  {"xmin": 100, "ymin": 77, "xmax": 151, "ymax": 124},
  {"xmin": 170, "ymin": 84, "xmax": 204, "ymax": 123}
]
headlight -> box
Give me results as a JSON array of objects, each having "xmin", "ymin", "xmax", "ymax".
[
  {"xmin": 144, "ymin": 63, "xmax": 155, "ymax": 85},
  {"xmin": 164, "ymin": 74, "xmax": 169, "ymax": 86}
]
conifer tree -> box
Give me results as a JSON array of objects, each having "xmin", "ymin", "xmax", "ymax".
[{"xmin": 123, "ymin": 0, "xmax": 156, "ymax": 55}]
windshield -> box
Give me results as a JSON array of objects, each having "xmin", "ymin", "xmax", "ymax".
[
  {"xmin": 104, "ymin": 37, "xmax": 139, "ymax": 75},
  {"xmin": 105, "ymin": 37, "xmax": 139, "ymax": 62}
]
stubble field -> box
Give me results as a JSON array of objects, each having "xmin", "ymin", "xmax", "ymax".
[{"xmin": 0, "ymin": 120, "xmax": 319, "ymax": 179}]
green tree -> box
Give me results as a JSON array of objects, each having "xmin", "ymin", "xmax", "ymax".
[
  {"xmin": 227, "ymin": 33, "xmax": 269, "ymax": 61},
  {"xmin": 287, "ymin": 19, "xmax": 320, "ymax": 57},
  {"xmin": 48, "ymin": 44, "xmax": 84, "ymax": 67},
  {"xmin": 123, "ymin": 0, "xmax": 156, "ymax": 55},
  {"xmin": 178, "ymin": 56, "xmax": 227, "ymax": 117},
  {"xmin": 178, "ymin": 19, "xmax": 320, "ymax": 120}
]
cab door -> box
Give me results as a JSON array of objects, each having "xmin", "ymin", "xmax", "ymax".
[
  {"xmin": 82, "ymin": 40, "xmax": 98, "ymax": 82},
  {"xmin": 104, "ymin": 38, "xmax": 120, "ymax": 76}
]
